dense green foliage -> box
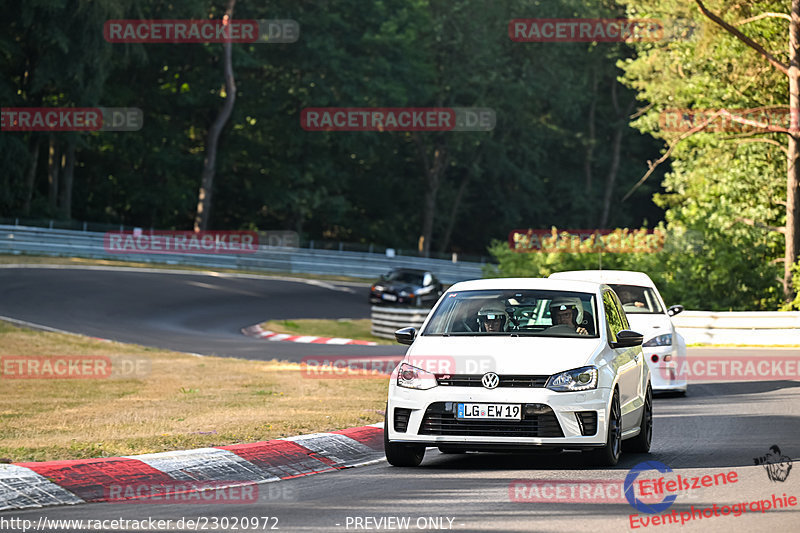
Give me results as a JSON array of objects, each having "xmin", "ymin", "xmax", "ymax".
[
  {"xmin": 1, "ymin": 0, "xmax": 662, "ymax": 256},
  {"xmin": 2, "ymin": 0, "xmax": 797, "ymax": 309},
  {"xmin": 487, "ymin": 0, "xmax": 792, "ymax": 310}
]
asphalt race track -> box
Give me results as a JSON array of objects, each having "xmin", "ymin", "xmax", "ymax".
[
  {"xmin": 0, "ymin": 265, "xmax": 798, "ymax": 532},
  {"xmin": 2, "ymin": 381, "xmax": 799, "ymax": 532},
  {"xmin": 0, "ymin": 265, "xmax": 404, "ymax": 361}
]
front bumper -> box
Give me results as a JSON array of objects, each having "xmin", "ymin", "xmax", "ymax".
[
  {"xmin": 386, "ymin": 385, "xmax": 612, "ymax": 449},
  {"xmin": 370, "ymin": 292, "xmax": 415, "ymax": 305}
]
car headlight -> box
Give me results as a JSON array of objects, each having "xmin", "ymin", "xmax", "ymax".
[
  {"xmin": 643, "ymin": 333, "xmax": 672, "ymax": 347},
  {"xmin": 397, "ymin": 362, "xmax": 437, "ymax": 390},
  {"xmin": 546, "ymin": 366, "xmax": 598, "ymax": 392},
  {"xmin": 373, "ymin": 285, "xmax": 384, "ymax": 291},
  {"xmin": 399, "ymin": 290, "xmax": 409, "ymax": 297}
]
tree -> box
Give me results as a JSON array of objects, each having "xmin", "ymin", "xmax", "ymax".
[
  {"xmin": 194, "ymin": 0, "xmax": 237, "ymax": 231},
  {"xmin": 618, "ymin": 0, "xmax": 796, "ymax": 302}
]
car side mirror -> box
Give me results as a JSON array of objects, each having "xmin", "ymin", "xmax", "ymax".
[
  {"xmin": 379, "ymin": 274, "xmax": 388, "ymax": 281},
  {"xmin": 612, "ymin": 329, "xmax": 643, "ymax": 348},
  {"xmin": 395, "ymin": 327, "xmax": 416, "ymax": 345},
  {"xmin": 667, "ymin": 304, "xmax": 684, "ymax": 317}
]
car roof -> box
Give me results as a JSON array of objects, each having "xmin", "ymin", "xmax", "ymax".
[
  {"xmin": 389, "ymin": 268, "xmax": 428, "ymax": 274},
  {"xmin": 549, "ymin": 270, "xmax": 656, "ymax": 287},
  {"xmin": 447, "ymin": 277, "xmax": 604, "ymax": 293}
]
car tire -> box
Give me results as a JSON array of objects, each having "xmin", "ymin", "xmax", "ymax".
[
  {"xmin": 384, "ymin": 421, "xmax": 425, "ymax": 467},
  {"xmin": 624, "ymin": 384, "xmax": 652, "ymax": 453},
  {"xmin": 588, "ymin": 388, "xmax": 622, "ymax": 466}
]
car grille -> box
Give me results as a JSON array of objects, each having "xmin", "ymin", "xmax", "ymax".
[
  {"xmin": 419, "ymin": 402, "xmax": 563, "ymax": 438},
  {"xmin": 575, "ymin": 411, "xmax": 598, "ymax": 436},
  {"xmin": 436, "ymin": 374, "xmax": 549, "ymax": 388},
  {"xmin": 393, "ymin": 407, "xmax": 412, "ymax": 432}
]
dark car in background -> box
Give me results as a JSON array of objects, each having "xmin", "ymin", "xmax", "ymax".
[{"xmin": 369, "ymin": 268, "xmax": 443, "ymax": 307}]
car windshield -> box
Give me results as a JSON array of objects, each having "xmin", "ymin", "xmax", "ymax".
[
  {"xmin": 608, "ymin": 284, "xmax": 665, "ymax": 314},
  {"xmin": 423, "ymin": 289, "xmax": 598, "ymax": 338},
  {"xmin": 385, "ymin": 271, "xmax": 424, "ymax": 285}
]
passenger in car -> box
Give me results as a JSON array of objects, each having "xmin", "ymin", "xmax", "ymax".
[{"xmin": 549, "ymin": 300, "xmax": 589, "ymax": 335}]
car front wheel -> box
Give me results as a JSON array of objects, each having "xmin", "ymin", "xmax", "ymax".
[
  {"xmin": 588, "ymin": 388, "xmax": 621, "ymax": 466},
  {"xmin": 625, "ymin": 384, "xmax": 652, "ymax": 453},
  {"xmin": 384, "ymin": 421, "xmax": 425, "ymax": 467}
]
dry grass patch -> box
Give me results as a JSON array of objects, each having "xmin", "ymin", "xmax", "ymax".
[{"xmin": 0, "ymin": 320, "xmax": 387, "ymax": 462}]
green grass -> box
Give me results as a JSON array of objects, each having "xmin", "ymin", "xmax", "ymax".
[{"xmin": 261, "ymin": 318, "xmax": 395, "ymax": 345}]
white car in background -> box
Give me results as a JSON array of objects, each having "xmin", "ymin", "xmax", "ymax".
[
  {"xmin": 549, "ymin": 270, "xmax": 687, "ymax": 395},
  {"xmin": 384, "ymin": 278, "xmax": 652, "ymax": 467}
]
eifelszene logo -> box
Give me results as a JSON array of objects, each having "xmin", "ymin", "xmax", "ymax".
[{"xmin": 625, "ymin": 461, "xmax": 677, "ymax": 514}]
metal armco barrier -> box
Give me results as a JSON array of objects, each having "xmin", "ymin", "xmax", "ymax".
[
  {"xmin": 0, "ymin": 225, "xmax": 485, "ymax": 285},
  {"xmin": 371, "ymin": 307, "xmax": 800, "ymax": 345},
  {"xmin": 672, "ymin": 311, "xmax": 800, "ymax": 345},
  {"xmin": 371, "ymin": 307, "xmax": 431, "ymax": 339}
]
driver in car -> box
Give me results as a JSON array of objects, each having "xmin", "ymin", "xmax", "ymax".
[
  {"xmin": 549, "ymin": 300, "xmax": 589, "ymax": 335},
  {"xmin": 616, "ymin": 287, "xmax": 645, "ymax": 308},
  {"xmin": 477, "ymin": 305, "xmax": 507, "ymax": 332}
]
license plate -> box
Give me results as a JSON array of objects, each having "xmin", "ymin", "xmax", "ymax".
[
  {"xmin": 457, "ymin": 403, "xmax": 521, "ymax": 420},
  {"xmin": 382, "ymin": 294, "xmax": 398, "ymax": 301}
]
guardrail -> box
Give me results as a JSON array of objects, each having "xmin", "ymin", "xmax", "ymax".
[
  {"xmin": 370, "ymin": 307, "xmax": 800, "ymax": 345},
  {"xmin": 0, "ymin": 225, "xmax": 486, "ymax": 285},
  {"xmin": 370, "ymin": 307, "xmax": 431, "ymax": 339},
  {"xmin": 671, "ymin": 311, "xmax": 800, "ymax": 345}
]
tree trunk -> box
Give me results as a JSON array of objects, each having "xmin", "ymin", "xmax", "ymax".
[
  {"xmin": 438, "ymin": 152, "xmax": 484, "ymax": 254},
  {"xmin": 47, "ymin": 135, "xmax": 59, "ymax": 212},
  {"xmin": 59, "ymin": 138, "xmax": 76, "ymax": 220},
  {"xmin": 584, "ymin": 68, "xmax": 598, "ymax": 194},
  {"xmin": 413, "ymin": 135, "xmax": 448, "ymax": 258},
  {"xmin": 438, "ymin": 172, "xmax": 470, "ymax": 254},
  {"xmin": 23, "ymin": 136, "xmax": 42, "ymax": 216},
  {"xmin": 785, "ymin": 0, "xmax": 800, "ymax": 302},
  {"xmin": 194, "ymin": 0, "xmax": 237, "ymax": 232},
  {"xmin": 599, "ymin": 84, "xmax": 634, "ymax": 228},
  {"xmin": 599, "ymin": 126, "xmax": 624, "ymax": 228}
]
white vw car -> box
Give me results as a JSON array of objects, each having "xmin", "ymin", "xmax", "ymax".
[
  {"xmin": 384, "ymin": 278, "xmax": 652, "ymax": 467},
  {"xmin": 549, "ymin": 270, "xmax": 687, "ymax": 395}
]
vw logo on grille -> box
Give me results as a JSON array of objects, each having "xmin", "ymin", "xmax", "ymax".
[{"xmin": 481, "ymin": 372, "xmax": 500, "ymax": 389}]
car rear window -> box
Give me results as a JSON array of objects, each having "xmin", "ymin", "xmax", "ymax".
[{"xmin": 608, "ymin": 284, "xmax": 665, "ymax": 314}]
